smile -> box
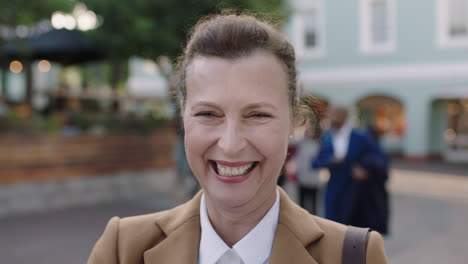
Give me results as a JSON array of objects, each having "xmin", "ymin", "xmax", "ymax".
[{"xmin": 209, "ymin": 160, "xmax": 259, "ymax": 177}]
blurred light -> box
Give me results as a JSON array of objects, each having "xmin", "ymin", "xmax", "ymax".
[
  {"xmin": 10, "ymin": 61, "xmax": 23, "ymax": 73},
  {"xmin": 77, "ymin": 11, "xmax": 97, "ymax": 31},
  {"xmin": 53, "ymin": 4, "xmax": 99, "ymax": 32},
  {"xmin": 64, "ymin": 15, "xmax": 77, "ymax": 30},
  {"xmin": 38, "ymin": 60, "xmax": 51, "ymax": 72},
  {"xmin": 444, "ymin": 128, "xmax": 456, "ymax": 142},
  {"xmin": 52, "ymin": 12, "xmax": 66, "ymax": 29},
  {"xmin": 16, "ymin": 25, "xmax": 28, "ymax": 38}
]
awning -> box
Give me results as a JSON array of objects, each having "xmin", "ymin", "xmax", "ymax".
[{"xmin": 1, "ymin": 29, "xmax": 105, "ymax": 65}]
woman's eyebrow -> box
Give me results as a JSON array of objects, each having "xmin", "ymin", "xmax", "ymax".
[
  {"xmin": 244, "ymin": 102, "xmax": 278, "ymax": 111},
  {"xmin": 190, "ymin": 101, "xmax": 221, "ymax": 110},
  {"xmin": 190, "ymin": 101, "xmax": 278, "ymax": 111}
]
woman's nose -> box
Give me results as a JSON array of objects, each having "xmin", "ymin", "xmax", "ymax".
[{"xmin": 217, "ymin": 121, "xmax": 247, "ymax": 156}]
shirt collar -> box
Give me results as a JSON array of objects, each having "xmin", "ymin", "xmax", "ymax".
[
  {"xmin": 199, "ymin": 194, "xmax": 231, "ymax": 264},
  {"xmin": 199, "ymin": 190, "xmax": 280, "ymax": 264},
  {"xmin": 333, "ymin": 124, "xmax": 352, "ymax": 137}
]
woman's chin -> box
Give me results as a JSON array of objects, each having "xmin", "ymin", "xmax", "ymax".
[{"xmin": 206, "ymin": 188, "xmax": 253, "ymax": 209}]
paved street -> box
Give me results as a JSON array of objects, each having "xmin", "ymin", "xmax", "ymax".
[
  {"xmin": 385, "ymin": 169, "xmax": 468, "ymax": 264},
  {"xmin": 1, "ymin": 166, "xmax": 467, "ymax": 264}
]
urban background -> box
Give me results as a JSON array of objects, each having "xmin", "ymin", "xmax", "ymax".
[{"xmin": 1, "ymin": 0, "xmax": 468, "ymax": 263}]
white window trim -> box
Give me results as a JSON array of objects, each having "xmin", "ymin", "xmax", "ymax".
[
  {"xmin": 292, "ymin": 0, "xmax": 326, "ymax": 59},
  {"xmin": 359, "ymin": 0, "xmax": 397, "ymax": 54},
  {"xmin": 436, "ymin": 0, "xmax": 468, "ymax": 49}
]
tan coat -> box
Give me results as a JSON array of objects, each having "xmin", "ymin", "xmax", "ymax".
[{"xmin": 88, "ymin": 188, "xmax": 388, "ymax": 264}]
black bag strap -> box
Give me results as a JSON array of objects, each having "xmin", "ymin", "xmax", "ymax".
[{"xmin": 342, "ymin": 226, "xmax": 370, "ymax": 264}]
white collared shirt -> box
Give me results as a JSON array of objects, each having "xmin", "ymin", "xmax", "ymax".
[
  {"xmin": 198, "ymin": 190, "xmax": 280, "ymax": 264},
  {"xmin": 332, "ymin": 125, "xmax": 352, "ymax": 160}
]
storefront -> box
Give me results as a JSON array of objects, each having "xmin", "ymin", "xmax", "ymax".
[
  {"xmin": 444, "ymin": 98, "xmax": 468, "ymax": 162},
  {"xmin": 356, "ymin": 95, "xmax": 406, "ymax": 154}
]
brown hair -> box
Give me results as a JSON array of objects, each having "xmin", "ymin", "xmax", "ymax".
[{"xmin": 176, "ymin": 12, "xmax": 319, "ymax": 126}]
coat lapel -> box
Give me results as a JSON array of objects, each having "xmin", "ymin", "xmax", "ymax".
[
  {"xmin": 143, "ymin": 192, "xmax": 202, "ymax": 264},
  {"xmin": 269, "ymin": 188, "xmax": 325, "ymax": 264},
  {"xmin": 269, "ymin": 225, "xmax": 319, "ymax": 264},
  {"xmin": 143, "ymin": 189, "xmax": 325, "ymax": 264},
  {"xmin": 143, "ymin": 216, "xmax": 200, "ymax": 264}
]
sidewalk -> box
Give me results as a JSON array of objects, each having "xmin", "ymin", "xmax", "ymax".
[
  {"xmin": 391, "ymin": 158, "xmax": 468, "ymax": 177},
  {"xmin": 0, "ymin": 191, "xmax": 184, "ymax": 264},
  {"xmin": 386, "ymin": 167, "xmax": 468, "ymax": 264}
]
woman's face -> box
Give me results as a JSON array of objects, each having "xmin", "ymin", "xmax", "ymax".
[{"xmin": 183, "ymin": 50, "xmax": 292, "ymax": 208}]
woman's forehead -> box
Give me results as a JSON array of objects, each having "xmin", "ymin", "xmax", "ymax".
[
  {"xmin": 188, "ymin": 50, "xmax": 285, "ymax": 78},
  {"xmin": 186, "ymin": 52, "xmax": 287, "ymax": 85},
  {"xmin": 186, "ymin": 51, "xmax": 288, "ymax": 98}
]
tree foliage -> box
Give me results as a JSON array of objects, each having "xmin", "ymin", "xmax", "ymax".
[
  {"xmin": 0, "ymin": 0, "xmax": 73, "ymax": 27},
  {"xmin": 80, "ymin": 0, "xmax": 287, "ymax": 61}
]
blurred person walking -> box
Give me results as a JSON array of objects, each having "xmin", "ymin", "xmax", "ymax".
[
  {"xmin": 313, "ymin": 105, "xmax": 384, "ymax": 233},
  {"xmin": 361, "ymin": 125, "xmax": 390, "ymax": 235},
  {"xmin": 286, "ymin": 100, "xmax": 322, "ymax": 214}
]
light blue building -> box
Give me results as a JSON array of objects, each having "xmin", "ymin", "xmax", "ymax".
[{"xmin": 287, "ymin": 0, "xmax": 468, "ymax": 163}]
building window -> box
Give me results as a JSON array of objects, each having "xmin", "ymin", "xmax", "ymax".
[
  {"xmin": 449, "ymin": 0, "xmax": 468, "ymax": 36},
  {"xmin": 437, "ymin": 0, "xmax": 468, "ymax": 48},
  {"xmin": 304, "ymin": 12, "xmax": 318, "ymax": 49},
  {"xmin": 292, "ymin": 0, "xmax": 325, "ymax": 58},
  {"xmin": 359, "ymin": 0, "xmax": 396, "ymax": 54}
]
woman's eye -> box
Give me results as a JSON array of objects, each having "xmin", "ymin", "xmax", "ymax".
[
  {"xmin": 249, "ymin": 113, "xmax": 272, "ymax": 118},
  {"xmin": 195, "ymin": 112, "xmax": 218, "ymax": 117}
]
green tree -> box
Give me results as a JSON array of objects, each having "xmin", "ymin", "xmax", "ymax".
[
  {"xmin": 80, "ymin": 0, "xmax": 287, "ymax": 89},
  {"xmin": 0, "ymin": 0, "xmax": 73, "ymax": 27}
]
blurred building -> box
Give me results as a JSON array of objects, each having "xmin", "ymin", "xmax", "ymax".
[
  {"xmin": 0, "ymin": 56, "xmax": 173, "ymax": 117},
  {"xmin": 287, "ymin": 0, "xmax": 468, "ymax": 162}
]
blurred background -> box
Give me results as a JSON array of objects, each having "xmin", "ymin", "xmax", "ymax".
[{"xmin": 0, "ymin": 0, "xmax": 467, "ymax": 263}]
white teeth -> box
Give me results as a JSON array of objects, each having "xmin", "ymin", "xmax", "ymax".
[{"xmin": 216, "ymin": 162, "xmax": 254, "ymax": 177}]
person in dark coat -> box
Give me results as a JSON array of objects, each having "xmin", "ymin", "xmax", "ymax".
[
  {"xmin": 359, "ymin": 126, "xmax": 390, "ymax": 235},
  {"xmin": 313, "ymin": 105, "xmax": 383, "ymax": 232}
]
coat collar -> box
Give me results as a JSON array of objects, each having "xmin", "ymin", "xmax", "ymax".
[
  {"xmin": 269, "ymin": 188, "xmax": 324, "ymax": 264},
  {"xmin": 143, "ymin": 188, "xmax": 324, "ymax": 264},
  {"xmin": 143, "ymin": 191, "xmax": 202, "ymax": 264}
]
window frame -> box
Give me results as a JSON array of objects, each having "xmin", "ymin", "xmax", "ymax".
[
  {"xmin": 436, "ymin": 0, "xmax": 468, "ymax": 48},
  {"xmin": 292, "ymin": 0, "xmax": 326, "ymax": 59},
  {"xmin": 359, "ymin": 0, "xmax": 397, "ymax": 54}
]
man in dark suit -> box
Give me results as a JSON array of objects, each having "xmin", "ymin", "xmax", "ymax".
[{"xmin": 313, "ymin": 105, "xmax": 385, "ymax": 232}]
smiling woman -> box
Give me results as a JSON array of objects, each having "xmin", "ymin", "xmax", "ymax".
[
  {"xmin": 183, "ymin": 51, "xmax": 291, "ymax": 216},
  {"xmin": 87, "ymin": 12, "xmax": 389, "ymax": 264}
]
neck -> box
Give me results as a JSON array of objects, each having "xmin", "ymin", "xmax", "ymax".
[{"xmin": 205, "ymin": 188, "xmax": 277, "ymax": 247}]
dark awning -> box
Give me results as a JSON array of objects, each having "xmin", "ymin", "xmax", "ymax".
[{"xmin": 1, "ymin": 29, "xmax": 105, "ymax": 65}]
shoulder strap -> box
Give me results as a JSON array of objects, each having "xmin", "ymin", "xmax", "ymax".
[{"xmin": 342, "ymin": 226, "xmax": 370, "ymax": 264}]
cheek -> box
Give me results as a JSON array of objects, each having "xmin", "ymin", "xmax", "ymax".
[
  {"xmin": 183, "ymin": 120, "xmax": 205, "ymax": 157},
  {"xmin": 249, "ymin": 123, "xmax": 290, "ymax": 161},
  {"xmin": 183, "ymin": 119, "xmax": 218, "ymax": 174}
]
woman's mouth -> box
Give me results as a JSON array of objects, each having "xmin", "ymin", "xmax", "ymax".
[{"xmin": 209, "ymin": 160, "xmax": 259, "ymax": 178}]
